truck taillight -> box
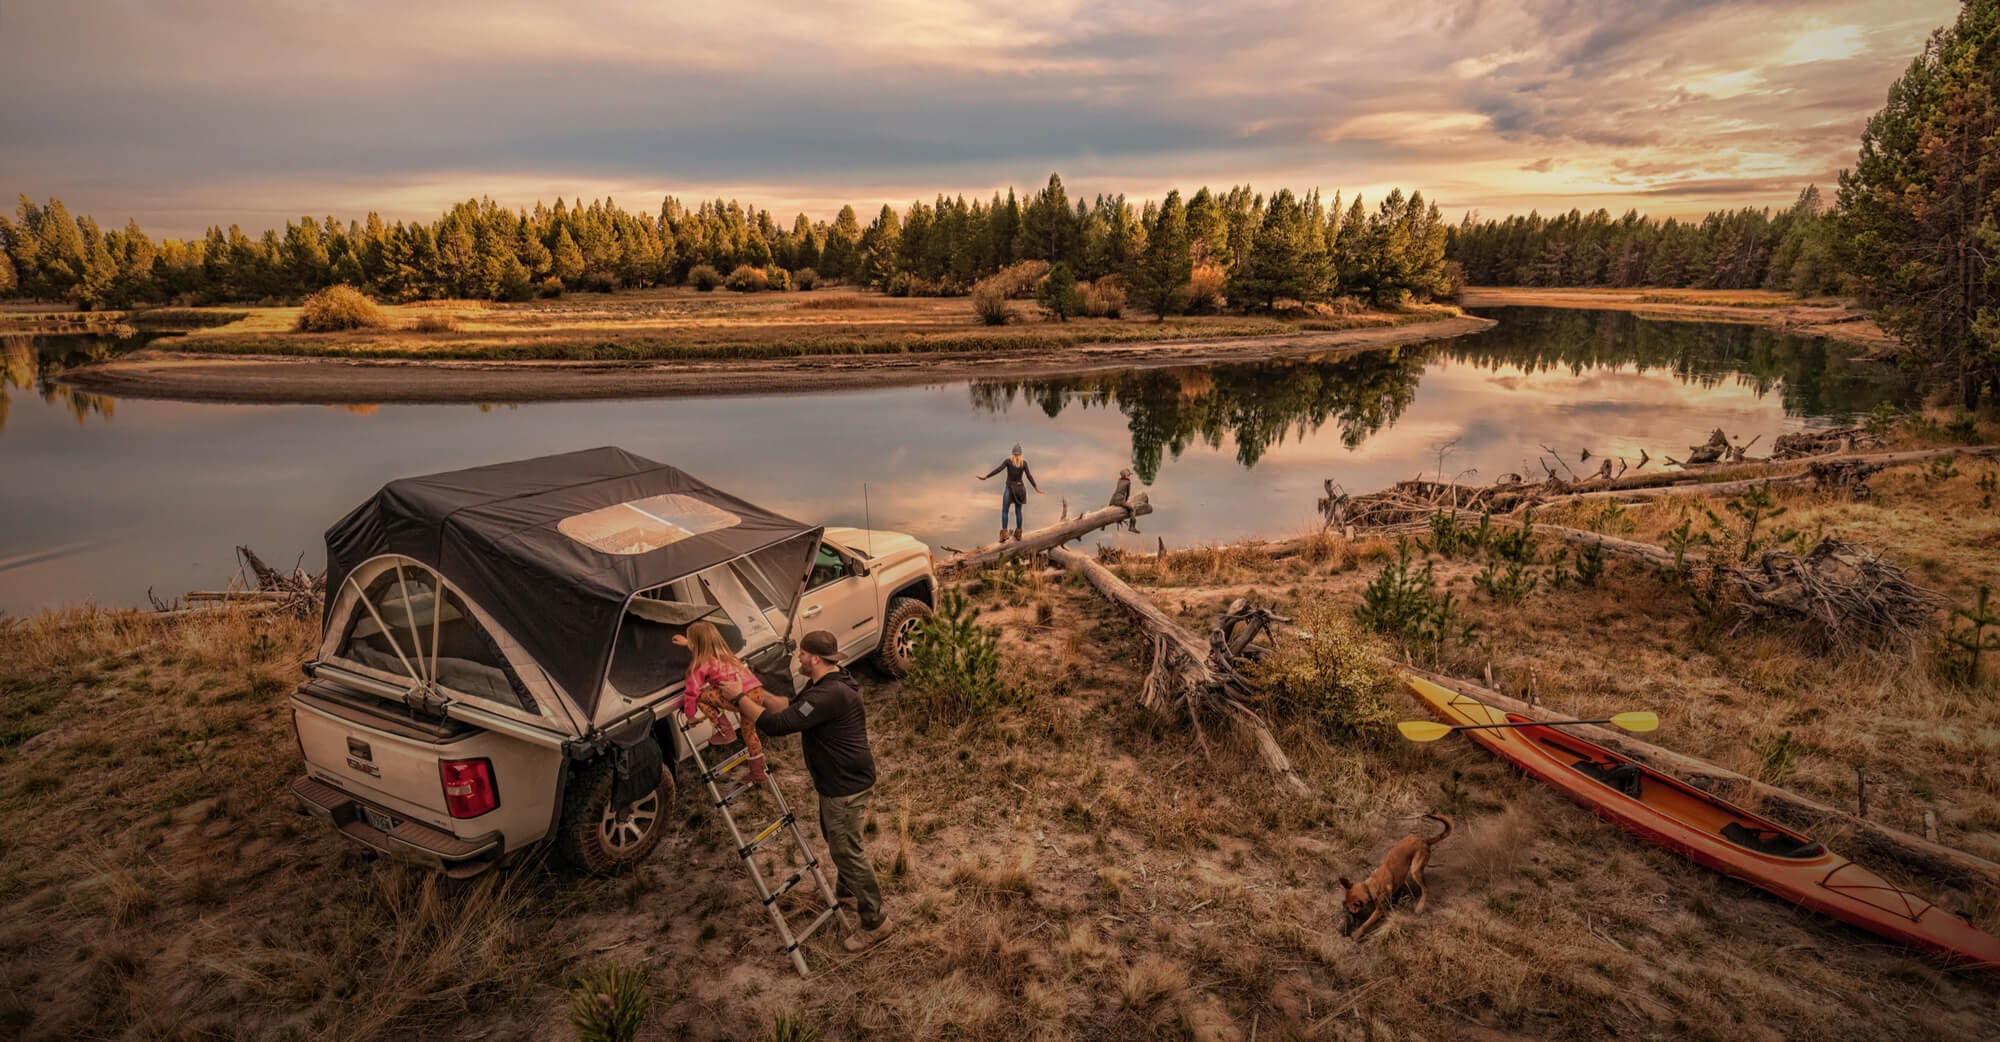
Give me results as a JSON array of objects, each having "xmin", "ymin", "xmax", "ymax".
[{"xmin": 439, "ymin": 758, "xmax": 498, "ymax": 818}]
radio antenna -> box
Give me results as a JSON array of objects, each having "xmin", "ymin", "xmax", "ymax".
[{"xmin": 863, "ymin": 483, "xmax": 874, "ymax": 558}]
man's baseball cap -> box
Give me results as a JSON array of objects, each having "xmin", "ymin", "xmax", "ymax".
[{"xmin": 799, "ymin": 630, "xmax": 840, "ymax": 660}]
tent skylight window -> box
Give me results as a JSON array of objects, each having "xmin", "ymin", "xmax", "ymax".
[{"xmin": 557, "ymin": 494, "xmax": 740, "ymax": 555}]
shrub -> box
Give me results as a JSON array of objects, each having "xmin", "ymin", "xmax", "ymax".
[
  {"xmin": 726, "ymin": 265, "xmax": 769, "ymax": 292},
  {"xmin": 1184, "ymin": 265, "xmax": 1226, "ymax": 312},
  {"xmin": 409, "ymin": 312, "xmax": 458, "ymax": 333},
  {"xmin": 1245, "ymin": 596, "xmax": 1397, "ymax": 743},
  {"xmin": 907, "ymin": 588, "xmax": 1014, "ymax": 723},
  {"xmin": 1082, "ymin": 276, "xmax": 1125, "ymax": 318},
  {"xmin": 988, "ymin": 260, "xmax": 1051, "ymax": 299},
  {"xmin": 792, "ymin": 267, "xmax": 819, "ymax": 290},
  {"xmin": 294, "ymin": 285, "xmax": 383, "ymax": 332},
  {"xmin": 1037, "ymin": 263, "xmax": 1085, "ymax": 322},
  {"xmin": 764, "ymin": 265, "xmax": 791, "ymax": 292},
  {"xmin": 537, "ymin": 276, "xmax": 565, "ymax": 298},
  {"xmin": 567, "ymin": 964, "xmax": 650, "ymax": 1042},
  {"xmin": 688, "ymin": 264, "xmax": 723, "ymax": 291},
  {"xmin": 1439, "ymin": 260, "xmax": 1468, "ymax": 301},
  {"xmin": 971, "ymin": 278, "xmax": 1010, "ymax": 325}
]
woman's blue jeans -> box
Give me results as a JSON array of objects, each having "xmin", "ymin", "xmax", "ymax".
[{"xmin": 1000, "ymin": 489, "xmax": 1024, "ymax": 530}]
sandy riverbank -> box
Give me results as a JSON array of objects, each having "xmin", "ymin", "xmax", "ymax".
[
  {"xmin": 1462, "ymin": 286, "xmax": 1896, "ymax": 351},
  {"xmin": 55, "ymin": 314, "xmax": 1496, "ymax": 405}
]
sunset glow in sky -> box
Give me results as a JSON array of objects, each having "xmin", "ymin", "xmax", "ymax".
[{"xmin": 0, "ymin": 0, "xmax": 1962, "ymax": 237}]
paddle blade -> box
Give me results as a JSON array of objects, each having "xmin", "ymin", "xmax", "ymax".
[
  {"xmin": 1609, "ymin": 711, "xmax": 1660, "ymax": 733},
  {"xmin": 1397, "ymin": 720, "xmax": 1455, "ymax": 743}
]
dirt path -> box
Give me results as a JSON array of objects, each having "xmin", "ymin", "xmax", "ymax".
[
  {"xmin": 54, "ymin": 315, "xmax": 1495, "ymax": 405},
  {"xmin": 1462, "ymin": 287, "xmax": 1897, "ymax": 352}
]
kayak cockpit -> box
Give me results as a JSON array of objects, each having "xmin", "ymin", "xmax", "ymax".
[{"xmin": 1720, "ymin": 822, "xmax": 1824, "ymax": 859}]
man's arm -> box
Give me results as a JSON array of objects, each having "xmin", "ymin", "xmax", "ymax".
[{"xmin": 751, "ymin": 688, "xmax": 824, "ymax": 737}]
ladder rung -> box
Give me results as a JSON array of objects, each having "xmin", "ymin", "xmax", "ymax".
[
  {"xmin": 714, "ymin": 781, "xmax": 756, "ymax": 808},
  {"xmin": 705, "ymin": 749, "xmax": 749, "ymax": 782},
  {"xmin": 786, "ymin": 904, "xmax": 843, "ymax": 952},
  {"xmin": 760, "ymin": 862, "xmax": 819, "ymax": 906},
  {"xmin": 738, "ymin": 813, "xmax": 793, "ymax": 859}
]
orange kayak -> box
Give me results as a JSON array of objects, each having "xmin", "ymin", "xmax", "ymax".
[{"xmin": 1408, "ymin": 677, "xmax": 2000, "ymax": 970}]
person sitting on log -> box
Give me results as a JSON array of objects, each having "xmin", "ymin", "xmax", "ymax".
[
  {"xmin": 1109, "ymin": 467, "xmax": 1140, "ymax": 533},
  {"xmin": 977, "ymin": 443, "xmax": 1043, "ymax": 543}
]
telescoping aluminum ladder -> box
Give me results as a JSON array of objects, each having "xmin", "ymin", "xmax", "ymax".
[{"xmin": 672, "ymin": 710, "xmax": 848, "ymax": 977}]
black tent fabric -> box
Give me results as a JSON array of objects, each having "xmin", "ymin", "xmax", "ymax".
[{"xmin": 325, "ymin": 447, "xmax": 820, "ymax": 719}]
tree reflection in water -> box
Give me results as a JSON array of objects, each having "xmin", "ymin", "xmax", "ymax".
[
  {"xmin": 1, "ymin": 333, "xmax": 124, "ymax": 432},
  {"xmin": 968, "ymin": 307, "xmax": 1915, "ymax": 481}
]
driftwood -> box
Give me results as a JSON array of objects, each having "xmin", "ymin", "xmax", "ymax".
[
  {"xmin": 1045, "ymin": 545, "xmax": 1310, "ymax": 795},
  {"xmin": 1772, "ymin": 424, "xmax": 1889, "ymax": 460},
  {"xmin": 941, "ymin": 495, "xmax": 1153, "ymax": 576},
  {"xmin": 178, "ymin": 546, "xmax": 325, "ymax": 619},
  {"xmin": 1404, "ymin": 667, "xmax": 2000, "ymax": 894},
  {"xmin": 1340, "ymin": 444, "xmax": 2000, "ymax": 524}
]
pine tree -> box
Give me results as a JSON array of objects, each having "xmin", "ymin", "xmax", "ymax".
[
  {"xmin": 1838, "ymin": 0, "xmax": 2000, "ymax": 407},
  {"xmin": 821, "ymin": 205, "xmax": 861, "ymax": 280},
  {"xmin": 550, "ymin": 226, "xmax": 584, "ymax": 286},
  {"xmin": 1016, "ymin": 173, "xmax": 1077, "ymax": 264},
  {"xmin": 1037, "ymin": 262, "xmax": 1083, "ymax": 321},
  {"xmin": 1227, "ymin": 189, "xmax": 1328, "ymax": 309},
  {"xmin": 1130, "ymin": 189, "xmax": 1192, "ymax": 319}
]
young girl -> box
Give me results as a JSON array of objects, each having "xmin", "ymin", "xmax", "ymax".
[{"xmin": 674, "ymin": 621, "xmax": 770, "ymax": 783}]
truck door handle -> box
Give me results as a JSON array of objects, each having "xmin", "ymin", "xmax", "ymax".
[{"xmin": 801, "ymin": 605, "xmax": 823, "ymax": 618}]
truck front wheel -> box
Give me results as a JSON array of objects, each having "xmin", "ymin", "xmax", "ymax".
[
  {"xmin": 876, "ymin": 596, "xmax": 933, "ymax": 677},
  {"xmin": 556, "ymin": 757, "xmax": 675, "ymax": 874}
]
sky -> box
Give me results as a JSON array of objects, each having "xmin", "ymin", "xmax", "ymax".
[{"xmin": 0, "ymin": 0, "xmax": 1963, "ymax": 239}]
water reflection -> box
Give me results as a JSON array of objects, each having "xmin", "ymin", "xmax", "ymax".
[
  {"xmin": 969, "ymin": 307, "xmax": 1914, "ymax": 480},
  {"xmin": 2, "ymin": 334, "xmax": 123, "ymax": 431},
  {"xmin": 973, "ymin": 347, "xmax": 1429, "ymax": 481}
]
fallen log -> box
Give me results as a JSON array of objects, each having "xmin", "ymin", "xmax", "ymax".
[
  {"xmin": 941, "ymin": 494, "xmax": 1152, "ymax": 576},
  {"xmin": 1046, "ymin": 545, "xmax": 1310, "ymax": 795},
  {"xmin": 1402, "ymin": 666, "xmax": 2000, "ymax": 895}
]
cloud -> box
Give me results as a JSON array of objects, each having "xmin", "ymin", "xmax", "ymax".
[{"xmin": 0, "ymin": 0, "xmax": 1963, "ymax": 236}]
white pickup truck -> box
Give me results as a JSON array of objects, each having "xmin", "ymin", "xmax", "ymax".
[{"xmin": 287, "ymin": 449, "xmax": 935, "ymax": 876}]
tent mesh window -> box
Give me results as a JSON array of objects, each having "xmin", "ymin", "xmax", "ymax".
[
  {"xmin": 557, "ymin": 494, "xmax": 742, "ymax": 555},
  {"xmin": 338, "ymin": 565, "xmax": 538, "ymax": 713}
]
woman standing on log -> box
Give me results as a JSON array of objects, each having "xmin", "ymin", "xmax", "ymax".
[{"xmin": 978, "ymin": 443, "xmax": 1043, "ymax": 543}]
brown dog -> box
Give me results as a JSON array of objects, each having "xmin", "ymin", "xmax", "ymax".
[{"xmin": 1340, "ymin": 814, "xmax": 1452, "ymax": 937}]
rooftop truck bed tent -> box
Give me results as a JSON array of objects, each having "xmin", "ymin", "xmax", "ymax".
[{"xmin": 324, "ymin": 447, "xmax": 822, "ymax": 719}]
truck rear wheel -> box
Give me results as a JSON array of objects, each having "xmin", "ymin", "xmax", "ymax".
[
  {"xmin": 876, "ymin": 596, "xmax": 933, "ymax": 677},
  {"xmin": 556, "ymin": 757, "xmax": 675, "ymax": 874}
]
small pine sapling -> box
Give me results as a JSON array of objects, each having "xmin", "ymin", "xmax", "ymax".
[
  {"xmin": 1979, "ymin": 471, "xmax": 1997, "ymax": 510},
  {"xmin": 1718, "ymin": 482, "xmax": 1797, "ymax": 561},
  {"xmin": 1924, "ymin": 456, "xmax": 1961, "ymax": 483},
  {"xmin": 1355, "ymin": 538, "xmax": 1437, "ymax": 642},
  {"xmin": 1945, "ymin": 584, "xmax": 2000, "ymax": 687},
  {"xmin": 1574, "ymin": 542, "xmax": 1607, "ymax": 587}
]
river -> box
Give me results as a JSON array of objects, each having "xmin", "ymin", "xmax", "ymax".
[{"xmin": 0, "ymin": 307, "xmax": 1912, "ymax": 616}]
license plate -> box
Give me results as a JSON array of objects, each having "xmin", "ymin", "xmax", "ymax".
[{"xmin": 362, "ymin": 807, "xmax": 396, "ymax": 832}]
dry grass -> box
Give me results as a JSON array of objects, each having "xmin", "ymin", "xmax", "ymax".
[
  {"xmin": 147, "ymin": 286, "xmax": 1450, "ymax": 362},
  {"xmin": 4, "ymin": 483, "xmax": 1998, "ymax": 1040}
]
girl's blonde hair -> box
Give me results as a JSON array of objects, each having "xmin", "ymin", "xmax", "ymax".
[{"xmin": 684, "ymin": 620, "xmax": 744, "ymax": 670}]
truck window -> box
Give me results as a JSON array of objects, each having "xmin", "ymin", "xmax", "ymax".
[
  {"xmin": 337, "ymin": 565, "xmax": 538, "ymax": 714},
  {"xmin": 807, "ymin": 543, "xmax": 851, "ymax": 590}
]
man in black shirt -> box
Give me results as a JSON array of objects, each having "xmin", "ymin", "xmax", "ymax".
[
  {"xmin": 730, "ymin": 629, "xmax": 891, "ymax": 952},
  {"xmin": 977, "ymin": 442, "xmax": 1043, "ymax": 543}
]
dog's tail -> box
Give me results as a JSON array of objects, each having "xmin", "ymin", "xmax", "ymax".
[{"xmin": 1422, "ymin": 813, "xmax": 1453, "ymax": 847}]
